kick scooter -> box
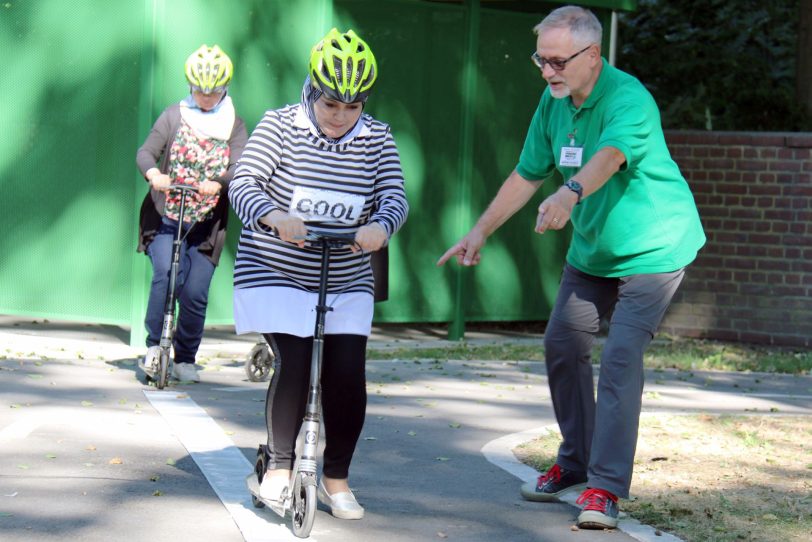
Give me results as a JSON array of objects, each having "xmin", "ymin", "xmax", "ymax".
[
  {"xmin": 246, "ymin": 231, "xmax": 358, "ymax": 538},
  {"xmin": 141, "ymin": 184, "xmax": 198, "ymax": 390}
]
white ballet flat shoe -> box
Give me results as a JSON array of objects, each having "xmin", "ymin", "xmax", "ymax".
[{"xmin": 317, "ymin": 478, "xmax": 364, "ymax": 520}]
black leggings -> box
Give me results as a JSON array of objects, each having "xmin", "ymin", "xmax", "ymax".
[{"xmin": 263, "ymin": 333, "xmax": 367, "ymax": 479}]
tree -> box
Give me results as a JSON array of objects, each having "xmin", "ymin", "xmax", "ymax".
[
  {"xmin": 618, "ymin": 0, "xmax": 809, "ymax": 131},
  {"xmin": 797, "ymin": 0, "xmax": 812, "ymax": 118}
]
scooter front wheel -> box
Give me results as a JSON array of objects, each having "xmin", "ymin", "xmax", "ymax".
[
  {"xmin": 156, "ymin": 348, "xmax": 171, "ymax": 390},
  {"xmin": 252, "ymin": 447, "xmax": 268, "ymax": 509},
  {"xmin": 291, "ymin": 472, "xmax": 316, "ymax": 538}
]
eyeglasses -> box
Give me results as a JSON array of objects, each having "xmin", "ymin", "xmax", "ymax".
[{"xmin": 531, "ymin": 45, "xmax": 592, "ymax": 72}]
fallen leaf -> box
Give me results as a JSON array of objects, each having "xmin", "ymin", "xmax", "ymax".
[
  {"xmin": 437, "ymin": 532, "xmax": 448, "ymax": 539},
  {"xmin": 45, "ymin": 454, "xmax": 57, "ymax": 459},
  {"xmin": 153, "ymin": 490, "xmax": 164, "ymax": 496},
  {"xmin": 408, "ymin": 431, "xmax": 417, "ymax": 436},
  {"xmin": 166, "ymin": 458, "xmax": 176, "ymax": 466},
  {"xmin": 449, "ymin": 423, "xmax": 461, "ymax": 429},
  {"xmin": 150, "ymin": 475, "xmax": 160, "ymax": 482},
  {"xmin": 109, "ymin": 457, "xmax": 123, "ymax": 465},
  {"xmin": 86, "ymin": 445, "xmax": 97, "ymax": 451},
  {"xmin": 364, "ymin": 437, "xmax": 377, "ymax": 441},
  {"xmin": 81, "ymin": 401, "xmax": 94, "ymax": 407},
  {"xmin": 435, "ymin": 457, "xmax": 450, "ymax": 462}
]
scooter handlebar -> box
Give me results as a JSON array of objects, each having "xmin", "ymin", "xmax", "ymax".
[
  {"xmin": 168, "ymin": 184, "xmax": 199, "ymax": 193},
  {"xmin": 304, "ymin": 231, "xmax": 357, "ymax": 242},
  {"xmin": 302, "ymin": 231, "xmax": 359, "ymax": 249}
]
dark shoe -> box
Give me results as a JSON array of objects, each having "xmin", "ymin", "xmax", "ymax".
[
  {"xmin": 576, "ymin": 488, "xmax": 619, "ymax": 529},
  {"xmin": 520, "ymin": 464, "xmax": 587, "ymax": 502}
]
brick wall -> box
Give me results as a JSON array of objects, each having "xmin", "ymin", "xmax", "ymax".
[{"xmin": 661, "ymin": 131, "xmax": 812, "ymax": 348}]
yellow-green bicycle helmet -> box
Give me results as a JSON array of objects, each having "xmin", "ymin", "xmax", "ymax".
[
  {"xmin": 184, "ymin": 44, "xmax": 233, "ymax": 94},
  {"xmin": 309, "ymin": 29, "xmax": 377, "ymax": 103}
]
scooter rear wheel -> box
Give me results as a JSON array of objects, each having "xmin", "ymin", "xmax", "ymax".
[
  {"xmin": 291, "ymin": 472, "xmax": 316, "ymax": 538},
  {"xmin": 156, "ymin": 349, "xmax": 170, "ymax": 390},
  {"xmin": 245, "ymin": 342, "xmax": 274, "ymax": 382}
]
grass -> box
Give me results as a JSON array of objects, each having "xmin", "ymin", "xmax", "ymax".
[
  {"xmin": 514, "ymin": 415, "xmax": 812, "ymax": 542},
  {"xmin": 368, "ymin": 335, "xmax": 812, "ymax": 374}
]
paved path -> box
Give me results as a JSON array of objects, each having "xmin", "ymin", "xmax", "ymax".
[{"xmin": 0, "ymin": 318, "xmax": 810, "ymax": 541}]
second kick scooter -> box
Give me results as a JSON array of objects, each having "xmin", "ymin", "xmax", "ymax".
[{"xmin": 141, "ymin": 183, "xmax": 198, "ymax": 390}]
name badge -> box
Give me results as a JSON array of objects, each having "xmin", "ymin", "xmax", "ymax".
[
  {"xmin": 289, "ymin": 186, "xmax": 365, "ymax": 225},
  {"xmin": 559, "ymin": 146, "xmax": 583, "ymax": 167}
]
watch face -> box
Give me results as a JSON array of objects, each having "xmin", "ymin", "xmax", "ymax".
[{"xmin": 567, "ymin": 179, "xmax": 583, "ymax": 193}]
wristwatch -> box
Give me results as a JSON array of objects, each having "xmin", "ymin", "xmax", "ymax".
[{"xmin": 564, "ymin": 179, "xmax": 583, "ymax": 205}]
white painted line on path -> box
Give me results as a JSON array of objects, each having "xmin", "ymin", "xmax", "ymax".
[{"xmin": 143, "ymin": 391, "xmax": 311, "ymax": 542}]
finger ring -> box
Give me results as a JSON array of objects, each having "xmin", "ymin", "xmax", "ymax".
[{"xmin": 552, "ymin": 217, "xmax": 559, "ymax": 223}]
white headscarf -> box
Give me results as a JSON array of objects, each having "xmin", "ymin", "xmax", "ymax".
[{"xmin": 179, "ymin": 94, "xmax": 235, "ymax": 141}]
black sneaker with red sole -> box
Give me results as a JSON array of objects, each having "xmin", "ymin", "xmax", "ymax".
[{"xmin": 520, "ymin": 463, "xmax": 588, "ymax": 502}]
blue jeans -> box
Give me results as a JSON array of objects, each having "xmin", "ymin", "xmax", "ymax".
[{"xmin": 145, "ymin": 218, "xmax": 215, "ymax": 364}]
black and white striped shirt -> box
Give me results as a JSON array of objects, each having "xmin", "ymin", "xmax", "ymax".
[{"xmin": 229, "ymin": 104, "xmax": 408, "ymax": 295}]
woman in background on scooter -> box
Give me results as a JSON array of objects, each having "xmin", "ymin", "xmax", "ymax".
[
  {"xmin": 137, "ymin": 44, "xmax": 248, "ymax": 383},
  {"xmin": 229, "ymin": 29, "xmax": 408, "ymax": 519}
]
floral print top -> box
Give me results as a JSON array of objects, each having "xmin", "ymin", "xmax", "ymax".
[{"xmin": 165, "ymin": 119, "xmax": 230, "ymax": 223}]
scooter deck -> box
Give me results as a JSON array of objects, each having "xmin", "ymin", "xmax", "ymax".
[
  {"xmin": 246, "ymin": 472, "xmax": 288, "ymax": 517},
  {"xmin": 140, "ymin": 362, "xmax": 158, "ymax": 381}
]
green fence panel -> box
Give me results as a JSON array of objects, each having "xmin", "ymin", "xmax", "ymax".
[
  {"xmin": 140, "ymin": 0, "xmax": 334, "ymax": 336},
  {"xmin": 335, "ymin": 0, "xmax": 571, "ymax": 325},
  {"xmin": 0, "ymin": 0, "xmax": 144, "ymax": 325}
]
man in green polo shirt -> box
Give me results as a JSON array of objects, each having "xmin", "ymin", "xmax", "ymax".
[{"xmin": 437, "ymin": 5, "xmax": 705, "ymax": 530}]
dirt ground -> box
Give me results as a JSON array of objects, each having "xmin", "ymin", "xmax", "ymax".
[{"xmin": 515, "ymin": 414, "xmax": 812, "ymax": 542}]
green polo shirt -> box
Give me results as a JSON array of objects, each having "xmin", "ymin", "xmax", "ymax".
[{"xmin": 517, "ymin": 59, "xmax": 705, "ymax": 277}]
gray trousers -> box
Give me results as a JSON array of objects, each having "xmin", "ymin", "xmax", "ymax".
[{"xmin": 544, "ymin": 263, "xmax": 685, "ymax": 498}]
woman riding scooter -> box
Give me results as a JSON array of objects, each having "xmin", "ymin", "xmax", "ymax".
[
  {"xmin": 137, "ymin": 44, "xmax": 247, "ymax": 383},
  {"xmin": 229, "ymin": 29, "xmax": 408, "ymax": 519}
]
